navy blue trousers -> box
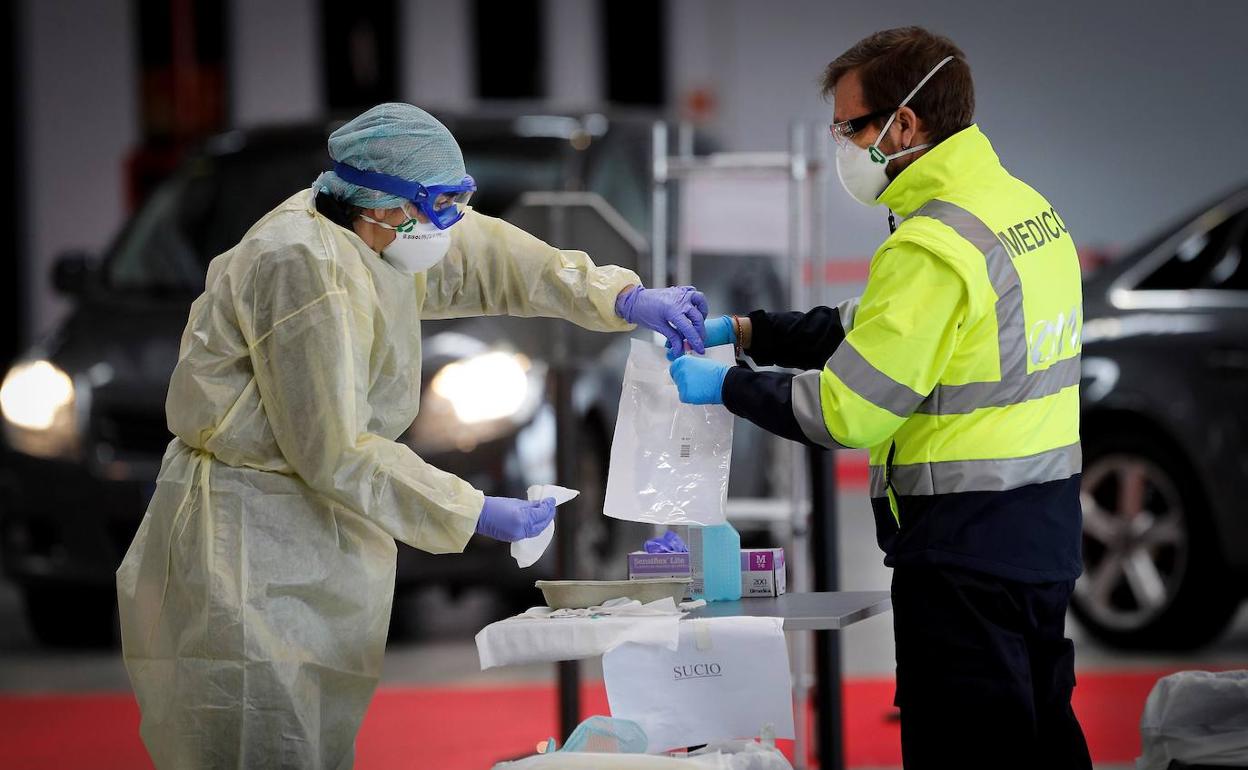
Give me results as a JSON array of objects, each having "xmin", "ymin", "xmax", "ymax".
[{"xmin": 891, "ymin": 566, "xmax": 1093, "ymax": 769}]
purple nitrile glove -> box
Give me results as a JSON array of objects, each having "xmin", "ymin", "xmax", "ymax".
[
  {"xmin": 615, "ymin": 285, "xmax": 709, "ymax": 355},
  {"xmin": 475, "ymin": 496, "xmax": 557, "ymax": 543},
  {"xmin": 644, "ymin": 530, "xmax": 689, "ymax": 553}
]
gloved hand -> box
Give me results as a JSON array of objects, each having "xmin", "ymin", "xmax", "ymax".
[
  {"xmin": 669, "ymin": 355, "xmax": 730, "ymax": 405},
  {"xmin": 667, "ymin": 315, "xmax": 735, "ymax": 360},
  {"xmin": 644, "ymin": 530, "xmax": 689, "ymax": 553},
  {"xmin": 475, "ymin": 496, "xmax": 557, "ymax": 543},
  {"xmin": 616, "ymin": 286, "xmax": 709, "ymax": 355}
]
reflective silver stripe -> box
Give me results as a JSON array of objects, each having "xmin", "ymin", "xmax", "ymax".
[
  {"xmin": 889, "ymin": 442, "xmax": 1081, "ymax": 496},
  {"xmin": 916, "ymin": 356, "xmax": 1081, "ymax": 415},
  {"xmin": 911, "ymin": 199, "xmax": 1072, "ymax": 414},
  {"xmin": 829, "ymin": 343, "xmax": 926, "ymax": 418},
  {"xmin": 912, "ymin": 200, "xmax": 1026, "ymax": 380},
  {"xmin": 790, "ymin": 369, "xmax": 846, "ymax": 449},
  {"xmin": 836, "ymin": 295, "xmax": 861, "ymax": 332},
  {"xmin": 869, "ymin": 465, "xmax": 888, "ymax": 497}
]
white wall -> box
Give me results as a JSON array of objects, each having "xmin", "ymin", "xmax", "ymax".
[
  {"xmin": 230, "ymin": 0, "xmax": 321, "ymax": 127},
  {"xmin": 669, "ymin": 0, "xmax": 1248, "ymax": 261},
  {"xmin": 22, "ymin": 0, "xmax": 138, "ymax": 340},
  {"xmin": 400, "ymin": 0, "xmax": 475, "ymax": 111},
  {"xmin": 398, "ymin": 0, "xmax": 602, "ymax": 112},
  {"xmin": 19, "ymin": 0, "xmax": 1248, "ymax": 339},
  {"xmin": 544, "ymin": 0, "xmax": 602, "ymax": 108},
  {"xmin": 667, "ymin": 0, "xmax": 728, "ymax": 120}
]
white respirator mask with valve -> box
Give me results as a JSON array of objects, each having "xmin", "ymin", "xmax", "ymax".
[
  {"xmin": 835, "ymin": 55, "xmax": 955, "ymax": 207},
  {"xmin": 359, "ymin": 204, "xmax": 453, "ymax": 273}
]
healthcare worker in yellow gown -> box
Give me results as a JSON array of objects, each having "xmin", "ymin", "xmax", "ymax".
[{"xmin": 116, "ymin": 103, "xmax": 709, "ymax": 769}]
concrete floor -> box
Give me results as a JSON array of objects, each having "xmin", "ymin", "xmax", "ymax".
[{"xmin": 2, "ymin": 490, "xmax": 1246, "ymax": 769}]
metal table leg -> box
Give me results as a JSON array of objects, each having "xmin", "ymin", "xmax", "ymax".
[
  {"xmin": 553, "ymin": 366, "xmax": 581, "ymax": 740},
  {"xmin": 809, "ymin": 448, "xmax": 843, "ymax": 770}
]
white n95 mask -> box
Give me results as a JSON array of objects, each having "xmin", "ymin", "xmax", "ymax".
[
  {"xmin": 360, "ymin": 209, "xmax": 454, "ymax": 273},
  {"xmin": 381, "ymin": 220, "xmax": 452, "ymax": 273},
  {"xmin": 835, "ymin": 55, "xmax": 954, "ymax": 207},
  {"xmin": 837, "ymin": 141, "xmax": 915, "ymax": 207}
]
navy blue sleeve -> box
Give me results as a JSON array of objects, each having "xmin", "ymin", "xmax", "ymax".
[
  {"xmin": 721, "ymin": 367, "xmax": 819, "ymax": 447},
  {"xmin": 745, "ymin": 307, "xmax": 845, "ymax": 371}
]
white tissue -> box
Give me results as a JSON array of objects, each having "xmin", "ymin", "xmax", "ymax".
[{"xmin": 510, "ymin": 484, "xmax": 580, "ymax": 568}]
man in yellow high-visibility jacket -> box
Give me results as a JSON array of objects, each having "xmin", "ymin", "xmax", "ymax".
[{"xmin": 669, "ymin": 27, "xmax": 1092, "ymax": 769}]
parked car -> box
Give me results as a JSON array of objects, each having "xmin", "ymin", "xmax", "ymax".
[
  {"xmin": 1076, "ymin": 183, "xmax": 1248, "ymax": 649},
  {"xmin": 0, "ymin": 112, "xmax": 783, "ymax": 646}
]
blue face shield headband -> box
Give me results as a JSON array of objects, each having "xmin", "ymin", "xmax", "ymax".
[{"xmin": 332, "ymin": 161, "xmax": 476, "ymax": 230}]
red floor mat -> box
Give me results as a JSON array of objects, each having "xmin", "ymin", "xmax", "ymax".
[{"xmin": 0, "ymin": 668, "xmax": 1206, "ymax": 768}]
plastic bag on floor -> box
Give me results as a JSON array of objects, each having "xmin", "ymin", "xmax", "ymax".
[
  {"xmin": 492, "ymin": 752, "xmax": 728, "ymax": 768},
  {"xmin": 604, "ymin": 339, "xmax": 734, "ymax": 526},
  {"xmin": 1138, "ymin": 669, "xmax": 1248, "ymax": 770},
  {"xmin": 691, "ymin": 740, "xmax": 793, "ymax": 770},
  {"xmin": 491, "ymin": 738, "xmax": 790, "ymax": 769},
  {"xmin": 557, "ymin": 716, "xmax": 648, "ymax": 754}
]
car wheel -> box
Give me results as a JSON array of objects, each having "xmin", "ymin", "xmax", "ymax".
[
  {"xmin": 22, "ymin": 585, "xmax": 116, "ymax": 648},
  {"xmin": 1071, "ymin": 426, "xmax": 1239, "ymax": 649}
]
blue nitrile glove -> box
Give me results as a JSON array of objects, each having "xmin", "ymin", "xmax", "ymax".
[
  {"xmin": 669, "ymin": 355, "xmax": 730, "ymax": 405},
  {"xmin": 475, "ymin": 496, "xmax": 557, "ymax": 542},
  {"xmin": 616, "ymin": 286, "xmax": 709, "ymax": 355},
  {"xmin": 668, "ymin": 315, "xmax": 735, "ymax": 360}
]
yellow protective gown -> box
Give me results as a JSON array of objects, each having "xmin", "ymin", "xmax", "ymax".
[{"xmin": 116, "ymin": 190, "xmax": 638, "ymax": 769}]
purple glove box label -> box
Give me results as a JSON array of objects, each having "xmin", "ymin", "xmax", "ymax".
[
  {"xmin": 741, "ymin": 551, "xmax": 772, "ymax": 571},
  {"xmin": 627, "ymin": 552, "xmax": 692, "ymax": 576},
  {"xmin": 740, "ymin": 548, "xmax": 786, "ymax": 597}
]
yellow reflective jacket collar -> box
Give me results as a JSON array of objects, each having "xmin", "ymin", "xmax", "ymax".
[{"xmin": 877, "ymin": 124, "xmax": 1000, "ymax": 217}]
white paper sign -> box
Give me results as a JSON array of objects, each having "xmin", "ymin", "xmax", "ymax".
[
  {"xmin": 683, "ymin": 172, "xmax": 790, "ymax": 254},
  {"xmin": 602, "ymin": 616, "xmax": 794, "ymax": 753}
]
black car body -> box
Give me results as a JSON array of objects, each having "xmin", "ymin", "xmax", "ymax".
[
  {"xmin": 1076, "ymin": 184, "xmax": 1248, "ymax": 648},
  {"xmin": 0, "ymin": 113, "xmax": 783, "ymax": 645}
]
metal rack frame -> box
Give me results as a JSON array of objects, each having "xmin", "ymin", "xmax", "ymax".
[
  {"xmin": 650, "ymin": 121, "xmax": 846, "ymax": 770},
  {"xmin": 523, "ymin": 124, "xmax": 849, "ymax": 768}
]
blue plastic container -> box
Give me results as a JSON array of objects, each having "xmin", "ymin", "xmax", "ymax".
[{"xmin": 701, "ymin": 523, "xmax": 742, "ymax": 602}]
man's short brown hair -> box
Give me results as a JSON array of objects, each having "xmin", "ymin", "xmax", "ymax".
[{"xmin": 822, "ymin": 27, "xmax": 974, "ymax": 144}]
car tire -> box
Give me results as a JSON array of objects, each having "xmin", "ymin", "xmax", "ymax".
[
  {"xmin": 1071, "ymin": 424, "xmax": 1240, "ymax": 650},
  {"xmin": 22, "ymin": 584, "xmax": 116, "ymax": 648}
]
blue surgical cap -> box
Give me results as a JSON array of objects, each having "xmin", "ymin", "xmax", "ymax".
[{"xmin": 313, "ymin": 103, "xmax": 466, "ymax": 209}]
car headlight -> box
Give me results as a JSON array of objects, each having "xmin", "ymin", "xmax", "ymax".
[
  {"xmin": 409, "ymin": 351, "xmax": 546, "ymax": 453},
  {"xmin": 430, "ymin": 351, "xmax": 532, "ymax": 424},
  {"xmin": 0, "ymin": 359, "xmax": 81, "ymax": 459}
]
